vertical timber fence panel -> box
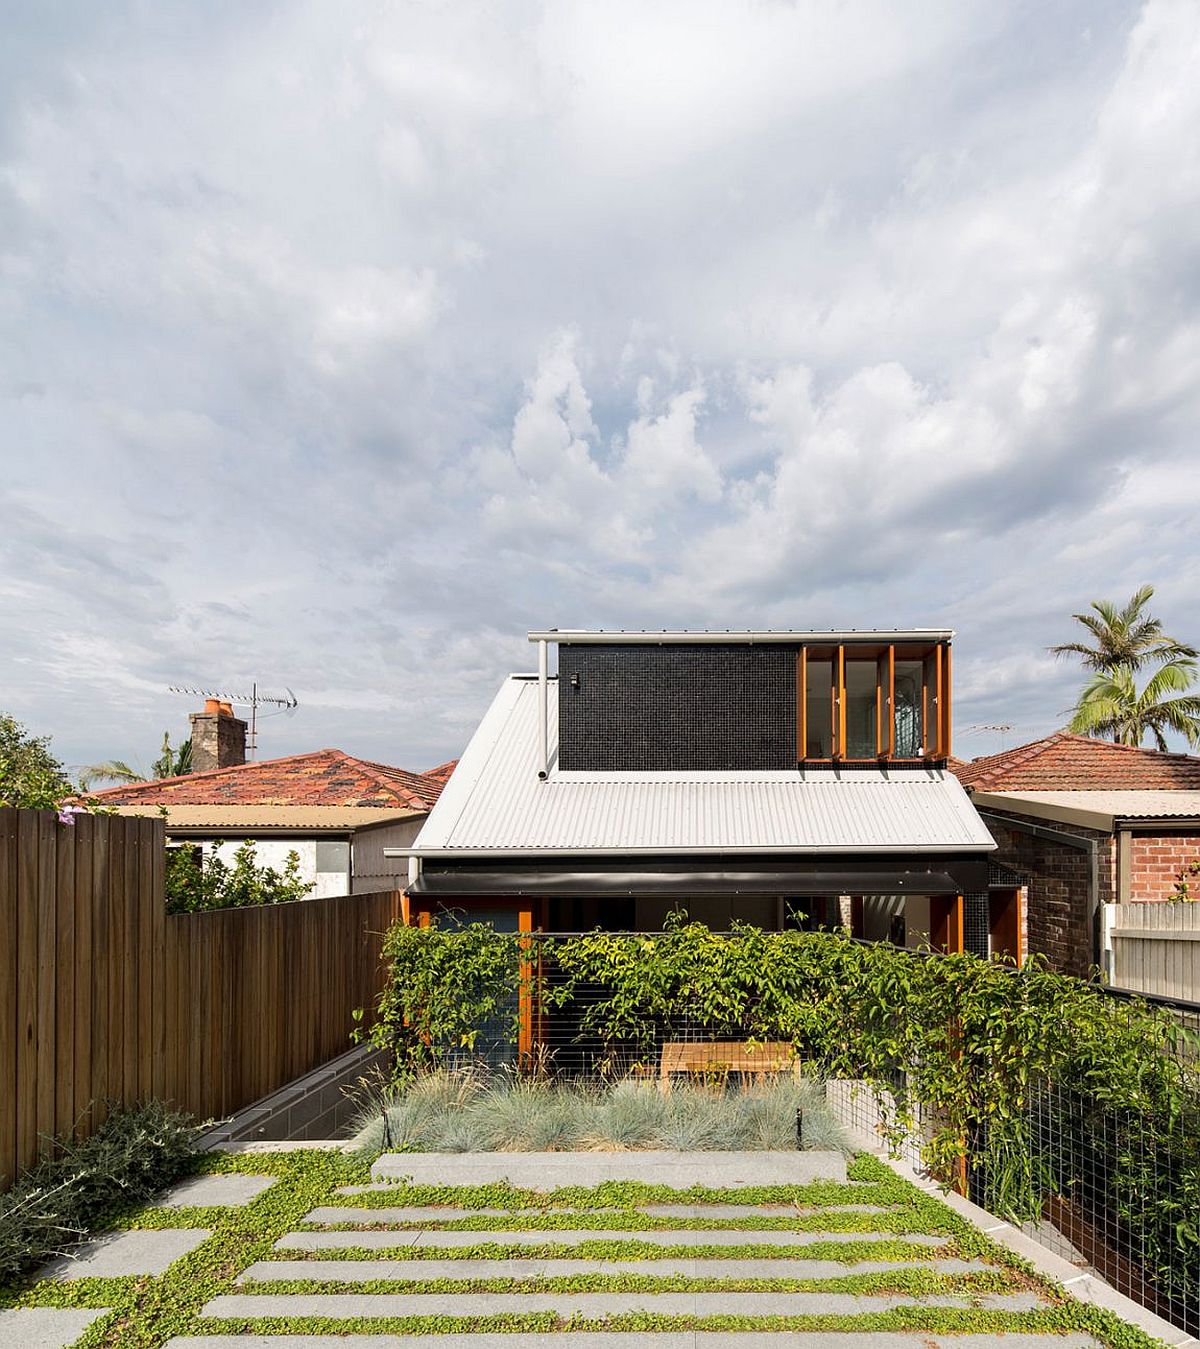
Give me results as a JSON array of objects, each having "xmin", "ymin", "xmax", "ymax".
[{"xmin": 0, "ymin": 808, "xmax": 404, "ymax": 1188}]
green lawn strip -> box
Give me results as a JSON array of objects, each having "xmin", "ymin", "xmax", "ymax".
[
  {"xmin": 301, "ymin": 1209, "xmax": 929, "ymax": 1233},
  {"xmin": 270, "ymin": 1236, "xmax": 954, "ymax": 1262},
  {"xmin": 192, "ymin": 1304, "xmax": 1165, "ymax": 1345},
  {"xmin": 233, "ymin": 1269, "xmax": 1016, "ymax": 1296},
  {"xmin": 10, "ymin": 1149, "xmax": 370, "ymax": 1349},
  {"xmin": 336, "ymin": 1176, "xmax": 906, "ymax": 1210}
]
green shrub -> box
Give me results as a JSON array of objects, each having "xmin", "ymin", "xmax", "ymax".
[
  {"xmin": 165, "ymin": 841, "xmax": 313, "ymax": 913},
  {"xmin": 0, "ymin": 1102, "xmax": 198, "ymax": 1287}
]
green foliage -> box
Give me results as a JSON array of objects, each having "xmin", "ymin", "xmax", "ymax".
[
  {"xmin": 358, "ymin": 915, "xmax": 524, "ymax": 1074},
  {"xmin": 164, "ymin": 841, "xmax": 313, "ymax": 914},
  {"xmin": 1050, "ymin": 585, "xmax": 1200, "ymax": 747},
  {"xmin": 0, "ymin": 1103, "xmax": 198, "ymax": 1288},
  {"xmin": 0, "ymin": 712, "xmax": 73, "ymax": 810},
  {"xmin": 79, "ymin": 729, "xmax": 194, "ymax": 791},
  {"xmin": 365, "ymin": 916, "xmax": 1200, "ymax": 1312},
  {"xmin": 1171, "ymin": 857, "xmax": 1200, "ymax": 902}
]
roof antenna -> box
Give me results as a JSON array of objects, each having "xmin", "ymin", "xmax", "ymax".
[{"xmin": 168, "ymin": 683, "xmax": 299, "ymax": 760}]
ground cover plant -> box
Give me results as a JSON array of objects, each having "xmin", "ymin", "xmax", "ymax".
[
  {"xmin": 0, "ymin": 1102, "xmax": 197, "ymax": 1288},
  {"xmin": 362, "ymin": 913, "xmax": 1200, "ymax": 1321},
  {"xmin": 0, "ymin": 1148, "xmax": 1168, "ymax": 1347},
  {"xmin": 349, "ymin": 1072, "xmax": 848, "ymax": 1156}
]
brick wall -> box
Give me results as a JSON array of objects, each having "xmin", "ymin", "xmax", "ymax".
[
  {"xmin": 1127, "ymin": 830, "xmax": 1200, "ymax": 901},
  {"xmin": 982, "ymin": 810, "xmax": 1114, "ymax": 979}
]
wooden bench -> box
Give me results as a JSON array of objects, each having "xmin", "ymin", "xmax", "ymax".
[{"xmin": 658, "ymin": 1040, "xmax": 801, "ymax": 1093}]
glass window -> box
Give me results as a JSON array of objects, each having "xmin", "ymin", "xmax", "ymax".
[
  {"xmin": 805, "ymin": 660, "xmax": 833, "ymax": 757},
  {"xmin": 845, "ymin": 660, "xmax": 878, "ymax": 758},
  {"xmin": 894, "ymin": 661, "xmax": 924, "ymax": 757}
]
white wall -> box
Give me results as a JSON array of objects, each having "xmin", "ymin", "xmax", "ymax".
[{"xmin": 198, "ymin": 838, "xmax": 351, "ymax": 899}]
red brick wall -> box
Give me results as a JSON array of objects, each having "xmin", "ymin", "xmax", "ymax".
[
  {"xmin": 982, "ymin": 811, "xmax": 1113, "ymax": 979},
  {"xmin": 1127, "ymin": 831, "xmax": 1200, "ymax": 902}
]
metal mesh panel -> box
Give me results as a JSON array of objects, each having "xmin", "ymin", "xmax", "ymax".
[{"xmin": 963, "ymin": 892, "xmax": 989, "ymax": 958}]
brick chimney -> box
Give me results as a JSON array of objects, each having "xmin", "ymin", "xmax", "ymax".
[{"xmin": 189, "ymin": 699, "xmax": 247, "ymax": 772}]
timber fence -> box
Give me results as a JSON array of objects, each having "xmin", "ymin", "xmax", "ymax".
[{"xmin": 0, "ymin": 807, "xmax": 403, "ymax": 1188}]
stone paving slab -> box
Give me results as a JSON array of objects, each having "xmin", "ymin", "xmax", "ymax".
[
  {"xmin": 0, "ymin": 1306, "xmax": 111, "ymax": 1348},
  {"xmin": 167, "ymin": 1338, "xmax": 1109, "ymax": 1349},
  {"xmin": 370, "ymin": 1151, "xmax": 847, "ymax": 1188},
  {"xmin": 304, "ymin": 1203, "xmax": 890, "ymax": 1225},
  {"xmin": 278, "ymin": 1227, "xmax": 949, "ymax": 1250},
  {"xmin": 40, "ymin": 1227, "xmax": 212, "ymax": 1280},
  {"xmin": 167, "ymin": 1336, "xmax": 1110, "ymax": 1349},
  {"xmin": 242, "ymin": 1255, "xmax": 990, "ymax": 1282},
  {"xmin": 155, "ymin": 1173, "xmax": 278, "ymax": 1208},
  {"xmin": 203, "ymin": 1289, "xmax": 1046, "ymax": 1318}
]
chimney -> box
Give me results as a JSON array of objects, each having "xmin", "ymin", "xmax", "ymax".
[{"xmin": 189, "ymin": 699, "xmax": 247, "ymax": 772}]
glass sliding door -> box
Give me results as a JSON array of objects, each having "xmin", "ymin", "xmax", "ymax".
[
  {"xmin": 804, "ymin": 659, "xmax": 834, "ymax": 758},
  {"xmin": 893, "ymin": 660, "xmax": 924, "ymax": 758},
  {"xmin": 844, "ymin": 660, "xmax": 878, "ymax": 759}
]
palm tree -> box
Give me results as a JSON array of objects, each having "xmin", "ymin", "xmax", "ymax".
[
  {"xmin": 1050, "ymin": 585, "xmax": 1196, "ymax": 672},
  {"xmin": 1068, "ymin": 661, "xmax": 1200, "ymax": 750},
  {"xmin": 79, "ymin": 732, "xmax": 192, "ymax": 791}
]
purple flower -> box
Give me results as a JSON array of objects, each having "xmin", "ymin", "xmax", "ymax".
[{"xmin": 57, "ymin": 805, "xmax": 82, "ymax": 826}]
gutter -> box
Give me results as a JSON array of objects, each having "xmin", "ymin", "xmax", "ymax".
[
  {"xmin": 383, "ymin": 842, "xmax": 997, "ymax": 860},
  {"xmin": 528, "ymin": 629, "xmax": 954, "ymax": 645},
  {"xmin": 976, "ymin": 808, "xmax": 1101, "ymax": 971}
]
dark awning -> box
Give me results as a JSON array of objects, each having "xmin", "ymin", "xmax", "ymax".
[{"xmin": 409, "ymin": 867, "xmax": 965, "ymax": 898}]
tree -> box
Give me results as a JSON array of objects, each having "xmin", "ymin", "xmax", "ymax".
[
  {"xmin": 164, "ymin": 842, "xmax": 313, "ymax": 914},
  {"xmin": 1067, "ymin": 661, "xmax": 1200, "ymax": 751},
  {"xmin": 1050, "ymin": 585, "xmax": 1196, "ymax": 672},
  {"xmin": 0, "ymin": 713, "xmax": 73, "ymax": 809},
  {"xmin": 79, "ymin": 731, "xmax": 192, "ymax": 792}
]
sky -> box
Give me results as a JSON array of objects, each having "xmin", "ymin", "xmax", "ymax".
[{"xmin": 3, "ymin": 0, "xmax": 1200, "ymax": 777}]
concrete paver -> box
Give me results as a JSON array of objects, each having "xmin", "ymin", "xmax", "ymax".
[
  {"xmin": 304, "ymin": 1203, "xmax": 889, "ymax": 1225},
  {"xmin": 241, "ymin": 1255, "xmax": 991, "ymax": 1282},
  {"xmin": 370, "ymin": 1151, "xmax": 847, "ymax": 1188},
  {"xmin": 155, "ymin": 1174, "xmax": 277, "ymax": 1209},
  {"xmin": 0, "ymin": 1307, "xmax": 111, "ymax": 1348},
  {"xmin": 202, "ymin": 1289, "xmax": 1047, "ymax": 1318},
  {"xmin": 41, "ymin": 1227, "xmax": 212, "ymax": 1280},
  {"xmin": 277, "ymin": 1227, "xmax": 949, "ymax": 1250},
  {"xmin": 167, "ymin": 1337, "xmax": 1109, "ymax": 1349}
]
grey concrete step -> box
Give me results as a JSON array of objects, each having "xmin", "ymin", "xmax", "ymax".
[
  {"xmin": 303, "ymin": 1203, "xmax": 890, "ymax": 1225},
  {"xmin": 0, "ymin": 1307, "xmax": 112, "ymax": 1348},
  {"xmin": 168, "ymin": 1336, "xmax": 1109, "ymax": 1349},
  {"xmin": 39, "ymin": 1228, "xmax": 212, "ymax": 1280},
  {"xmin": 278, "ymin": 1227, "xmax": 949, "ymax": 1251},
  {"xmin": 370, "ymin": 1151, "xmax": 847, "ymax": 1188},
  {"xmin": 241, "ymin": 1256, "xmax": 991, "ymax": 1282},
  {"xmin": 203, "ymin": 1289, "xmax": 1047, "ymax": 1318}
]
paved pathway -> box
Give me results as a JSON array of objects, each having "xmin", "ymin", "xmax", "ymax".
[{"xmin": 0, "ymin": 1150, "xmax": 1159, "ymax": 1347}]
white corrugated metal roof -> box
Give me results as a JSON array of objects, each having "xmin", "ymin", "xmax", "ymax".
[{"xmin": 413, "ymin": 678, "xmax": 994, "ymax": 856}]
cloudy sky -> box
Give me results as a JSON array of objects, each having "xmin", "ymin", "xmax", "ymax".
[{"xmin": 3, "ymin": 0, "xmax": 1200, "ymax": 776}]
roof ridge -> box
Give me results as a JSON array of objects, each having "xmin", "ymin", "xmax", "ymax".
[{"xmin": 87, "ymin": 747, "xmax": 345, "ymax": 798}]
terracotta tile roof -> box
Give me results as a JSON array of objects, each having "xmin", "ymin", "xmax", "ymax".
[
  {"xmin": 86, "ymin": 749, "xmax": 447, "ymax": 812},
  {"xmin": 423, "ymin": 759, "xmax": 458, "ymax": 785},
  {"xmin": 951, "ymin": 731, "xmax": 1200, "ymax": 792}
]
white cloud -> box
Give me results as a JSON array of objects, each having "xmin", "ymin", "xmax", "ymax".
[{"xmin": 3, "ymin": 0, "xmax": 1200, "ymax": 768}]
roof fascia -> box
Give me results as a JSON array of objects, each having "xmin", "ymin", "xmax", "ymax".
[
  {"xmin": 529, "ymin": 629, "xmax": 953, "ymax": 645},
  {"xmin": 970, "ymin": 791, "xmax": 1114, "ymax": 833}
]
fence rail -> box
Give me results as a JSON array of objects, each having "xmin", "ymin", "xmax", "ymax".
[
  {"xmin": 1105, "ymin": 901, "xmax": 1200, "ymax": 1000},
  {"xmin": 0, "ymin": 808, "xmax": 402, "ymax": 1188}
]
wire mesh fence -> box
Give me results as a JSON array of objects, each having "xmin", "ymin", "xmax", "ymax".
[{"xmin": 398, "ymin": 927, "xmax": 1199, "ymax": 1336}]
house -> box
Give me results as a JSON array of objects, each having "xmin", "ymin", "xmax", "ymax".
[
  {"xmin": 952, "ymin": 731, "xmax": 1200, "ymax": 979},
  {"xmin": 89, "ymin": 700, "xmax": 454, "ymax": 897},
  {"xmin": 395, "ymin": 629, "xmax": 1007, "ymax": 954}
]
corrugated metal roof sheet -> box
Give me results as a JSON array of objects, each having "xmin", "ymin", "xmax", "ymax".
[
  {"xmin": 414, "ymin": 678, "xmax": 995, "ymax": 856},
  {"xmin": 982, "ymin": 790, "xmax": 1200, "ymax": 825}
]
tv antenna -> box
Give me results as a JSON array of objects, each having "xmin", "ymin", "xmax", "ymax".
[
  {"xmin": 964, "ymin": 722, "xmax": 1019, "ymax": 752},
  {"xmin": 168, "ymin": 683, "xmax": 298, "ymax": 759}
]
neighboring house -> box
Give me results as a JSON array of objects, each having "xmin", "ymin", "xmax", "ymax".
[
  {"xmin": 395, "ymin": 629, "xmax": 1008, "ymax": 955},
  {"xmin": 89, "ymin": 701, "xmax": 454, "ymax": 897},
  {"xmin": 952, "ymin": 731, "xmax": 1200, "ymax": 980}
]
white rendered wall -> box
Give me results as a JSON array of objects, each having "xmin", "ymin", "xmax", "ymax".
[{"xmin": 198, "ymin": 838, "xmax": 350, "ymax": 899}]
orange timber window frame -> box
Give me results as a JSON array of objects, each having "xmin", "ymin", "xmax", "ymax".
[{"xmin": 797, "ymin": 641, "xmax": 951, "ymax": 764}]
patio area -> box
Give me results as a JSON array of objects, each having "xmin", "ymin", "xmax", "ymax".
[{"xmin": 1, "ymin": 1146, "xmax": 1184, "ymax": 1348}]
